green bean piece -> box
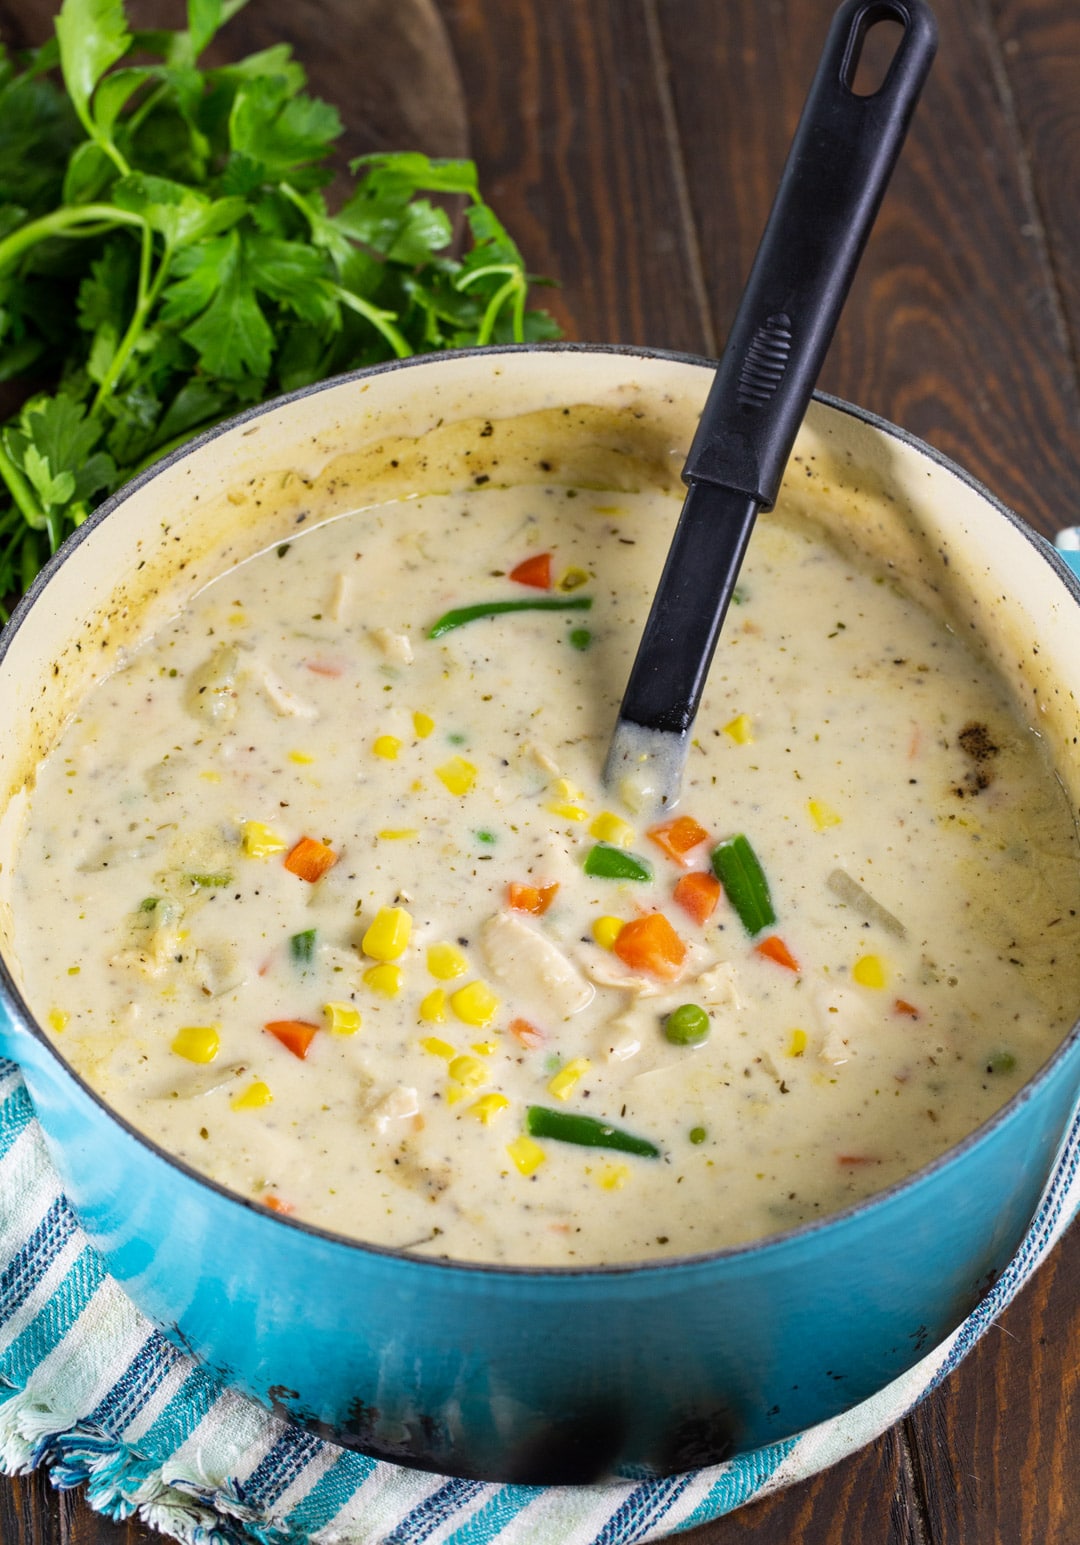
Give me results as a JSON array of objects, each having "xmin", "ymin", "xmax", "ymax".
[
  {"xmin": 186, "ymin": 871, "xmax": 233, "ymax": 888},
  {"xmin": 428, "ymin": 596, "xmax": 592, "ymax": 638},
  {"xmin": 710, "ymin": 834, "xmax": 776, "ymax": 935},
  {"xmin": 290, "ymin": 928, "xmax": 317, "ymax": 966},
  {"xmin": 665, "ymin": 1004, "xmax": 710, "ymax": 1046},
  {"xmin": 525, "ymin": 1105, "xmax": 660, "ymax": 1158},
  {"xmin": 583, "ymin": 843, "xmax": 653, "ymax": 882}
]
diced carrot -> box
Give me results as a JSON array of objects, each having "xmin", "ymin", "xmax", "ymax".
[
  {"xmin": 507, "ymin": 881, "xmax": 559, "ymax": 915},
  {"xmin": 284, "ymin": 835, "xmax": 337, "ymax": 882},
  {"xmin": 755, "ymin": 935, "xmax": 800, "ymax": 973},
  {"xmin": 837, "ymin": 1154, "xmax": 880, "ymax": 1167},
  {"xmin": 305, "ymin": 660, "xmax": 344, "ymax": 677},
  {"xmin": 612, "ymin": 913, "xmax": 687, "ymax": 979},
  {"xmin": 646, "ymin": 815, "xmax": 711, "ymax": 867},
  {"xmin": 509, "ymin": 1016, "xmax": 545, "ymax": 1048},
  {"xmin": 894, "ymin": 998, "xmax": 921, "ymax": 1019},
  {"xmin": 509, "ymin": 552, "xmax": 552, "ymax": 590},
  {"xmin": 265, "ymin": 1019, "xmax": 320, "ymax": 1059},
  {"xmin": 262, "ymin": 1193, "xmax": 295, "ymax": 1214},
  {"xmin": 673, "ymin": 871, "xmax": 721, "ymax": 925}
]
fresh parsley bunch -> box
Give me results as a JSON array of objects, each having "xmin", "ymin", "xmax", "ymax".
[{"xmin": 0, "ymin": 0, "xmax": 559, "ymax": 616}]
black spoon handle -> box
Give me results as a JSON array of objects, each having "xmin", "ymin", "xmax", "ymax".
[
  {"xmin": 684, "ymin": 0, "xmax": 938, "ymax": 508},
  {"xmin": 615, "ymin": 0, "xmax": 937, "ymax": 748}
]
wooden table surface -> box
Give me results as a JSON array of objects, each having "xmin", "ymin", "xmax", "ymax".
[{"xmin": 0, "ymin": 0, "xmax": 1078, "ymax": 1540}]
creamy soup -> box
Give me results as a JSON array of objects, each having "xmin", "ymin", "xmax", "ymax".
[{"xmin": 11, "ymin": 467, "xmax": 1080, "ymax": 1264}]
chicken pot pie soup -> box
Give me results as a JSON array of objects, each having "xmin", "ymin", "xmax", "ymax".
[{"xmin": 9, "ymin": 398, "xmax": 1080, "ymax": 1266}]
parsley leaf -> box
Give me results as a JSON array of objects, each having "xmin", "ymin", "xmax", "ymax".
[{"xmin": 0, "ymin": 0, "xmax": 559, "ymax": 619}]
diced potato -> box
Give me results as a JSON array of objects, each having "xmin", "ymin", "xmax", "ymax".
[
  {"xmin": 185, "ymin": 645, "xmax": 241, "ymax": 724},
  {"xmin": 370, "ymin": 627, "xmax": 414, "ymax": 664}
]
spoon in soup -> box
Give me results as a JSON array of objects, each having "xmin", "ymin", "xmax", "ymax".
[{"xmin": 603, "ymin": 0, "xmax": 937, "ymax": 814}]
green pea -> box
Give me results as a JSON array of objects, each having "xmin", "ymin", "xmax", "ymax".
[
  {"xmin": 568, "ymin": 627, "xmax": 592, "ymax": 651},
  {"xmin": 689, "ymin": 1126, "xmax": 707, "ymax": 1145},
  {"xmin": 986, "ymin": 1050, "xmax": 1017, "ymax": 1075},
  {"xmin": 665, "ymin": 1004, "xmax": 710, "ymax": 1046}
]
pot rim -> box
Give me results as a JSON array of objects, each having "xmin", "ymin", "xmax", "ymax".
[{"xmin": 2, "ymin": 339, "xmax": 1078, "ymax": 1280}]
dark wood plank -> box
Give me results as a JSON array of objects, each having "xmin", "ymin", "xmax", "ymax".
[
  {"xmin": 990, "ymin": 0, "xmax": 1080, "ymax": 375},
  {"xmin": 438, "ymin": 0, "xmax": 712, "ymax": 352},
  {"xmin": 657, "ymin": 0, "xmax": 1080, "ymax": 542}
]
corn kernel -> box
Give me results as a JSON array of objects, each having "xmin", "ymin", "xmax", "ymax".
[
  {"xmin": 413, "ymin": 711, "xmax": 435, "ymax": 739},
  {"xmin": 446, "ymin": 1084, "xmax": 468, "ymax": 1106},
  {"xmin": 242, "ymin": 821, "xmax": 287, "ymax": 858},
  {"xmin": 507, "ymin": 1134, "xmax": 546, "ymax": 1176},
  {"xmin": 199, "ymin": 769, "xmax": 222, "ymax": 783},
  {"xmin": 172, "ymin": 1025, "xmax": 220, "ymax": 1063},
  {"xmin": 468, "ymin": 1093, "xmax": 510, "ymax": 1124},
  {"xmin": 232, "ymin": 1080, "xmax": 273, "ymax": 1111},
  {"xmin": 596, "ymin": 1163, "xmax": 629, "ymax": 1191},
  {"xmin": 419, "ymin": 988, "xmax": 447, "ymax": 1023},
  {"xmin": 362, "ymin": 906, "xmax": 413, "ymax": 962},
  {"xmin": 808, "ymin": 798, "xmax": 842, "ymax": 830},
  {"xmin": 558, "ymin": 566, "xmax": 590, "ymax": 592},
  {"xmin": 471, "ymin": 1040, "xmax": 498, "ymax": 1056},
  {"xmin": 421, "ymin": 1036, "xmax": 455, "ymax": 1061},
  {"xmin": 427, "ymin": 942, "xmax": 468, "ymax": 980},
  {"xmin": 552, "ymin": 777, "xmax": 586, "ymax": 803},
  {"xmin": 373, "ymin": 734, "xmax": 401, "ymax": 760},
  {"xmin": 288, "ymin": 750, "xmax": 314, "ymax": 764},
  {"xmin": 592, "ymin": 916, "xmax": 625, "ymax": 950},
  {"xmin": 448, "ymin": 1054, "xmax": 489, "ymax": 1089},
  {"xmin": 436, "ymin": 756, "xmax": 477, "ymax": 796},
  {"xmin": 450, "ymin": 980, "xmax": 500, "ymax": 1028},
  {"xmin": 724, "ymin": 713, "xmax": 754, "ymax": 744},
  {"xmin": 589, "ymin": 812, "xmax": 635, "ymax": 848},
  {"xmin": 364, "ymin": 963, "xmax": 403, "ymax": 997},
  {"xmin": 47, "ymin": 1009, "xmax": 68, "ymax": 1033},
  {"xmin": 548, "ymin": 1057, "xmax": 591, "ymax": 1101},
  {"xmin": 324, "ymin": 1001, "xmax": 361, "ymax": 1036},
  {"xmin": 546, "ymin": 802, "xmax": 589, "ymax": 822},
  {"xmin": 786, "ymin": 1028, "xmax": 808, "ymax": 1058},
  {"xmin": 853, "ymin": 955, "xmax": 887, "ymax": 989},
  {"xmin": 377, "ymin": 828, "xmax": 419, "ymax": 841}
]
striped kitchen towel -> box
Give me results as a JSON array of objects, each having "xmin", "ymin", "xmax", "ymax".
[{"xmin": 0, "ymin": 1056, "xmax": 1077, "ymax": 1545}]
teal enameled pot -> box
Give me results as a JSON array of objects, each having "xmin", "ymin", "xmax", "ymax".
[{"xmin": 0, "ymin": 346, "xmax": 1077, "ymax": 1483}]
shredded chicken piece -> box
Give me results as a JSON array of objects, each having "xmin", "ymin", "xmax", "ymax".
[
  {"xmin": 328, "ymin": 572, "xmax": 352, "ymax": 622},
  {"xmin": 258, "ymin": 667, "xmax": 318, "ymax": 718},
  {"xmin": 691, "ymin": 960, "xmax": 744, "ymax": 1010},
  {"xmin": 481, "ymin": 909, "xmax": 594, "ymax": 1017},
  {"xmin": 369, "ymin": 626, "xmax": 413, "ymax": 664},
  {"xmin": 579, "ymin": 949, "xmax": 667, "ymax": 998},
  {"xmin": 370, "ymin": 1086, "xmax": 421, "ymax": 1133},
  {"xmin": 814, "ymin": 987, "xmax": 872, "ymax": 1065}
]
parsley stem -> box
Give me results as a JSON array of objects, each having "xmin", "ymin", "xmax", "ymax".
[
  {"xmin": 0, "ymin": 441, "xmax": 46, "ymax": 531},
  {"xmin": 92, "ymin": 234, "xmax": 171, "ymax": 413},
  {"xmin": 476, "ymin": 273, "xmax": 526, "ymax": 346},
  {"xmin": 333, "ymin": 286, "xmax": 412, "ymax": 359},
  {"xmin": 0, "ymin": 203, "xmax": 145, "ymax": 273}
]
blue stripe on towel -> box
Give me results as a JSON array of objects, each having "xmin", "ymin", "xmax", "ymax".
[
  {"xmin": 134, "ymin": 1363, "xmax": 221, "ymax": 1460},
  {"xmin": 0, "ymin": 1197, "xmax": 78, "ymax": 1324},
  {"xmin": 280, "ymin": 1446, "xmax": 378, "ymax": 1536},
  {"xmin": 85, "ymin": 1329, "xmax": 185, "ymax": 1437},
  {"xmin": 385, "ymin": 1478, "xmax": 487, "ymax": 1544},
  {"xmin": 238, "ymin": 1426, "xmax": 325, "ymax": 1508},
  {"xmin": 440, "ymin": 1484, "xmax": 539, "ymax": 1545},
  {"xmin": 0, "ymin": 1245, "xmax": 106, "ymax": 1385},
  {"xmin": 592, "ymin": 1475, "xmax": 694, "ymax": 1544},
  {"xmin": 674, "ymin": 1438, "xmax": 799, "ymax": 1531},
  {"xmin": 0, "ymin": 1084, "xmax": 34, "ymax": 1162}
]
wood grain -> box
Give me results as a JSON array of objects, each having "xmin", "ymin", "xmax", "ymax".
[{"xmin": 655, "ymin": 0, "xmax": 1080, "ymax": 543}]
